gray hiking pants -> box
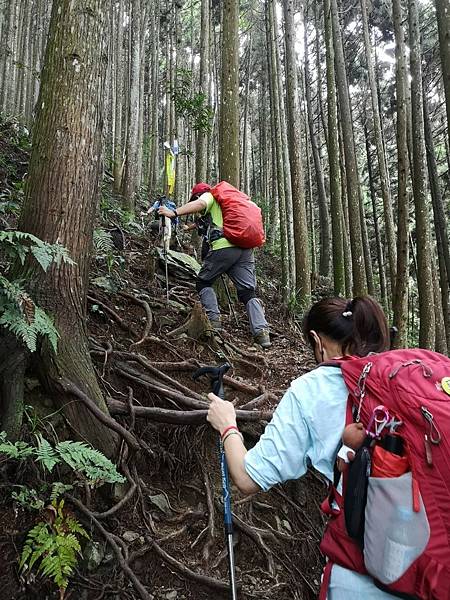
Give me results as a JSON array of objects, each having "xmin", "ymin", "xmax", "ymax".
[{"xmin": 196, "ymin": 247, "xmax": 268, "ymax": 336}]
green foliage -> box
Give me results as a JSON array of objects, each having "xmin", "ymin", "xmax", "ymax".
[
  {"xmin": 171, "ymin": 69, "xmax": 214, "ymax": 133},
  {"xmin": 12, "ymin": 486, "xmax": 45, "ymax": 510},
  {"xmin": 20, "ymin": 499, "xmax": 89, "ymax": 596},
  {"xmin": 0, "ymin": 431, "xmax": 126, "ymax": 486},
  {"xmin": 0, "ymin": 230, "xmax": 74, "ymax": 352},
  {"xmin": 56, "ymin": 440, "xmax": 126, "ymax": 485}
]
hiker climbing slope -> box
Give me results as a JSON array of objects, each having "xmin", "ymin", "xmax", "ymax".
[{"xmin": 158, "ymin": 181, "xmax": 271, "ymax": 349}]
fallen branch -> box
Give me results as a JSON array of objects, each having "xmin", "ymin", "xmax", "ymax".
[
  {"xmin": 107, "ymin": 399, "xmax": 273, "ymax": 425},
  {"xmin": 59, "ymin": 379, "xmax": 140, "ymax": 451},
  {"xmin": 68, "ymin": 495, "xmax": 153, "ymax": 600},
  {"xmin": 115, "ymin": 364, "xmax": 208, "ymax": 410}
]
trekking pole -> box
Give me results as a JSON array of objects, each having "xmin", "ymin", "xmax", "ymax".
[
  {"xmin": 221, "ymin": 276, "xmax": 239, "ymax": 326},
  {"xmin": 192, "ymin": 363, "xmax": 238, "ymax": 600}
]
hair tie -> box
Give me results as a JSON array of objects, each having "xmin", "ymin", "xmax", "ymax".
[{"xmin": 342, "ymin": 311, "xmax": 353, "ymax": 318}]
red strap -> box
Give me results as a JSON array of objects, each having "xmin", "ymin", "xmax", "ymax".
[{"xmin": 318, "ymin": 561, "xmax": 333, "ymax": 600}]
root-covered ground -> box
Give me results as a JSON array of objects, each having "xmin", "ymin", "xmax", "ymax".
[{"xmin": 0, "ymin": 122, "xmax": 328, "ymax": 599}]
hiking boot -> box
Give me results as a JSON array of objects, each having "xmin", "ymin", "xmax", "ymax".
[
  {"xmin": 209, "ymin": 319, "xmax": 222, "ymax": 332},
  {"xmin": 253, "ymin": 329, "xmax": 271, "ymax": 349}
]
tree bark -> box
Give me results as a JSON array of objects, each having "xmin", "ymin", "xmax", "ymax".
[
  {"xmin": 283, "ymin": 0, "xmax": 310, "ymax": 305},
  {"xmin": 435, "ymin": 0, "xmax": 450, "ymax": 149},
  {"xmin": 16, "ymin": 0, "xmax": 118, "ymax": 456},
  {"xmin": 195, "ymin": 0, "xmax": 211, "ymax": 183},
  {"xmin": 409, "ymin": 0, "xmax": 435, "ymax": 349},
  {"xmin": 323, "ymin": 0, "xmax": 345, "ymax": 296},
  {"xmin": 392, "ymin": 0, "xmax": 410, "ymax": 348},
  {"xmin": 360, "ymin": 0, "xmax": 397, "ymax": 295},
  {"xmin": 330, "ymin": 0, "xmax": 367, "ymax": 295},
  {"xmin": 304, "ymin": 10, "xmax": 330, "ymax": 280},
  {"xmin": 219, "ymin": 0, "xmax": 240, "ymax": 187}
]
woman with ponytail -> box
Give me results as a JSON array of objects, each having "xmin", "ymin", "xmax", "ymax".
[{"xmin": 207, "ymin": 296, "xmax": 395, "ymax": 599}]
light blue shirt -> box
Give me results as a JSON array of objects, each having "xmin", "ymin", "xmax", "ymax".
[
  {"xmin": 244, "ymin": 366, "xmax": 398, "ymax": 599},
  {"xmin": 245, "ymin": 366, "xmax": 348, "ymax": 490}
]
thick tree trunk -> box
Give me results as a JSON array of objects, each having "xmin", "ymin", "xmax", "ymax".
[
  {"xmin": 392, "ymin": 0, "xmax": 410, "ymax": 348},
  {"xmin": 330, "ymin": 0, "xmax": 367, "ymax": 295},
  {"xmin": 323, "ymin": 0, "xmax": 345, "ymax": 296},
  {"xmin": 219, "ymin": 0, "xmax": 240, "ymax": 187},
  {"xmin": 409, "ymin": 0, "xmax": 435, "ymax": 349},
  {"xmin": 283, "ymin": 0, "xmax": 310, "ymax": 306},
  {"xmin": 113, "ymin": 0, "xmax": 124, "ymax": 193},
  {"xmin": 17, "ymin": 0, "xmax": 118, "ymax": 457}
]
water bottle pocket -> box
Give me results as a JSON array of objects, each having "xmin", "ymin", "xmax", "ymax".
[{"xmin": 363, "ymin": 472, "xmax": 430, "ymax": 584}]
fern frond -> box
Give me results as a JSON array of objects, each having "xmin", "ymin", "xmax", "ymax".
[
  {"xmin": 56, "ymin": 440, "xmax": 125, "ymax": 485},
  {"xmin": 50, "ymin": 482, "xmax": 73, "ymax": 501},
  {"xmin": 93, "ymin": 229, "xmax": 114, "ymax": 255},
  {"xmin": 0, "ymin": 432, "xmax": 33, "ymax": 459},
  {"xmin": 35, "ymin": 434, "xmax": 59, "ymax": 472}
]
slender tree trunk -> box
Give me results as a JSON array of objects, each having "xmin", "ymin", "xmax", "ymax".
[
  {"xmin": 283, "ymin": 0, "xmax": 310, "ymax": 305},
  {"xmin": 392, "ymin": 0, "xmax": 410, "ymax": 348},
  {"xmin": 435, "ymin": 0, "xmax": 450, "ymax": 148},
  {"xmin": 121, "ymin": 0, "xmax": 141, "ymax": 210},
  {"xmin": 304, "ymin": 14, "xmax": 330, "ymax": 279},
  {"xmin": 113, "ymin": 0, "xmax": 124, "ymax": 193},
  {"xmin": 361, "ymin": 0, "xmax": 397, "ymax": 295},
  {"xmin": 219, "ymin": 0, "xmax": 240, "ymax": 186},
  {"xmin": 330, "ymin": 0, "xmax": 366, "ymax": 295},
  {"xmin": 409, "ymin": 0, "xmax": 435, "ymax": 349},
  {"xmin": 195, "ymin": 0, "xmax": 210, "ymax": 183},
  {"xmin": 323, "ymin": 0, "xmax": 345, "ymax": 296},
  {"xmin": 423, "ymin": 89, "xmax": 450, "ymax": 350},
  {"xmin": 16, "ymin": 0, "xmax": 118, "ymax": 456}
]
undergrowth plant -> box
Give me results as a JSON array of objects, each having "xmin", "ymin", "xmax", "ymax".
[
  {"xmin": 0, "ymin": 432, "xmax": 125, "ymax": 596},
  {"xmin": 0, "ymin": 230, "xmax": 74, "ymax": 351}
]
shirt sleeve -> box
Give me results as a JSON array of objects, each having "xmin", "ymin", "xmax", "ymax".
[
  {"xmin": 200, "ymin": 192, "xmax": 214, "ymax": 214},
  {"xmin": 244, "ymin": 386, "xmax": 311, "ymax": 491}
]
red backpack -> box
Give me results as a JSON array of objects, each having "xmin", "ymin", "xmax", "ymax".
[
  {"xmin": 210, "ymin": 181, "xmax": 265, "ymax": 249},
  {"xmin": 320, "ymin": 349, "xmax": 450, "ymax": 600}
]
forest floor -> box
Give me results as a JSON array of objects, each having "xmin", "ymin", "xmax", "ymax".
[{"xmin": 0, "ymin": 119, "xmax": 329, "ymax": 600}]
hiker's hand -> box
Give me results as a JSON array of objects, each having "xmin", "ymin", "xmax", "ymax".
[
  {"xmin": 207, "ymin": 393, "xmax": 237, "ymax": 434},
  {"xmin": 158, "ymin": 206, "xmax": 175, "ymax": 219}
]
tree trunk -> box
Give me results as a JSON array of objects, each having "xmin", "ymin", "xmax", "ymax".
[
  {"xmin": 323, "ymin": 0, "xmax": 345, "ymax": 296},
  {"xmin": 330, "ymin": 0, "xmax": 367, "ymax": 295},
  {"xmin": 361, "ymin": 0, "xmax": 397, "ymax": 295},
  {"xmin": 121, "ymin": 0, "xmax": 141, "ymax": 211},
  {"xmin": 16, "ymin": 0, "xmax": 118, "ymax": 457},
  {"xmin": 113, "ymin": 0, "xmax": 124, "ymax": 193},
  {"xmin": 304, "ymin": 14, "xmax": 330, "ymax": 279},
  {"xmin": 409, "ymin": 0, "xmax": 435, "ymax": 349},
  {"xmin": 435, "ymin": 0, "xmax": 450, "ymax": 149},
  {"xmin": 195, "ymin": 0, "xmax": 210, "ymax": 183},
  {"xmin": 283, "ymin": 0, "xmax": 310, "ymax": 306},
  {"xmin": 392, "ymin": 0, "xmax": 410, "ymax": 348},
  {"xmin": 219, "ymin": 0, "xmax": 240, "ymax": 187},
  {"xmin": 423, "ymin": 88, "xmax": 450, "ymax": 350}
]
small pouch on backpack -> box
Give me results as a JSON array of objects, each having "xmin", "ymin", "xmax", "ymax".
[
  {"xmin": 344, "ymin": 439, "xmax": 372, "ymax": 544},
  {"xmin": 363, "ymin": 471, "xmax": 430, "ymax": 584}
]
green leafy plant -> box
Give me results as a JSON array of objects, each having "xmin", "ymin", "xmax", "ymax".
[
  {"xmin": 20, "ymin": 498, "xmax": 89, "ymax": 599},
  {"xmin": 170, "ymin": 69, "xmax": 214, "ymax": 133},
  {"xmin": 0, "ymin": 230, "xmax": 74, "ymax": 351}
]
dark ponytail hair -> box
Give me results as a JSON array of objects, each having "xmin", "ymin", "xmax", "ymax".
[{"xmin": 303, "ymin": 296, "xmax": 390, "ymax": 357}]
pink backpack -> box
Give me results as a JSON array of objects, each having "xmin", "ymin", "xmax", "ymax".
[{"xmin": 320, "ymin": 349, "xmax": 450, "ymax": 600}]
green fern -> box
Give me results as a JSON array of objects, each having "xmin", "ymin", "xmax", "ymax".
[
  {"xmin": 0, "ymin": 305, "xmax": 59, "ymax": 352},
  {"xmin": 56, "ymin": 440, "xmax": 126, "ymax": 485},
  {"xmin": 0, "ymin": 432, "xmax": 34, "ymax": 459},
  {"xmin": 35, "ymin": 434, "xmax": 59, "ymax": 472},
  {"xmin": 93, "ymin": 228, "xmax": 114, "ymax": 255},
  {"xmin": 20, "ymin": 499, "xmax": 89, "ymax": 595}
]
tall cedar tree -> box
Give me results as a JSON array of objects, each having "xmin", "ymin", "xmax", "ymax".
[{"xmin": 15, "ymin": 0, "xmax": 118, "ymax": 455}]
